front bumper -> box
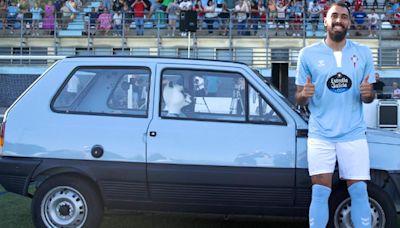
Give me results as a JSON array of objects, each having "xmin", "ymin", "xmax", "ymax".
[{"xmin": 0, "ymin": 156, "xmax": 41, "ymax": 196}]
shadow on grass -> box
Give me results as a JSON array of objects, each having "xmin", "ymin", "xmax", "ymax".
[
  {"xmin": 101, "ymin": 213, "xmax": 308, "ymax": 228},
  {"xmin": 1, "ymin": 186, "xmax": 398, "ymax": 228},
  {"xmin": 0, "ymin": 185, "xmax": 308, "ymax": 228}
]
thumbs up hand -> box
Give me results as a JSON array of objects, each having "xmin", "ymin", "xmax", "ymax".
[
  {"xmin": 302, "ymin": 76, "xmax": 315, "ymax": 98},
  {"xmin": 360, "ymin": 75, "xmax": 373, "ymax": 101}
]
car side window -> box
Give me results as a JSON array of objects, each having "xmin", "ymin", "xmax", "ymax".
[
  {"xmin": 160, "ymin": 69, "xmax": 284, "ymax": 124},
  {"xmin": 248, "ymin": 85, "xmax": 284, "ymax": 124},
  {"xmin": 52, "ymin": 67, "xmax": 150, "ymax": 116},
  {"xmin": 161, "ymin": 69, "xmax": 246, "ymax": 122}
]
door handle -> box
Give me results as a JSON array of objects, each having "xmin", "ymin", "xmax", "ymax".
[{"xmin": 149, "ymin": 131, "xmax": 157, "ymax": 137}]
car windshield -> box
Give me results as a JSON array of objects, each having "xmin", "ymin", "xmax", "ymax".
[{"xmin": 251, "ymin": 69, "xmax": 309, "ymax": 122}]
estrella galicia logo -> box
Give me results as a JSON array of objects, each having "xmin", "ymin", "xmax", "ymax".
[{"xmin": 327, "ymin": 72, "xmax": 352, "ymax": 93}]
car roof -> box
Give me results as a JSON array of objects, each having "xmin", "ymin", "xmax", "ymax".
[{"xmin": 64, "ymin": 56, "xmax": 248, "ymax": 67}]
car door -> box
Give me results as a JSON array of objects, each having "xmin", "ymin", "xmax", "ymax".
[
  {"xmin": 146, "ymin": 63, "xmax": 297, "ymax": 215},
  {"xmin": 49, "ymin": 64, "xmax": 154, "ymax": 205}
]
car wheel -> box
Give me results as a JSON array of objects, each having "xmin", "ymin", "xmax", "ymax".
[
  {"xmin": 328, "ymin": 183, "xmax": 397, "ymax": 228},
  {"xmin": 32, "ymin": 174, "xmax": 103, "ymax": 228}
]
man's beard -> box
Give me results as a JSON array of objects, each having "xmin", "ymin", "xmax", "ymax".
[{"xmin": 327, "ymin": 23, "xmax": 347, "ymax": 42}]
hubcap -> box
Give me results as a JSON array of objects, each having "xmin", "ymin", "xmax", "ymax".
[
  {"xmin": 40, "ymin": 186, "xmax": 88, "ymax": 228},
  {"xmin": 334, "ymin": 197, "xmax": 385, "ymax": 228}
]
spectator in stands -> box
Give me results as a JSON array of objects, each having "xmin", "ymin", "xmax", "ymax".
[
  {"xmin": 30, "ymin": 3, "xmax": 43, "ymax": 36},
  {"xmin": 287, "ymin": 1, "xmax": 296, "ymax": 36},
  {"xmin": 125, "ymin": 0, "xmax": 134, "ymax": 11},
  {"xmin": 166, "ymin": 0, "xmax": 178, "ymax": 36},
  {"xmin": 392, "ymin": 82, "xmax": 400, "ymax": 98},
  {"xmin": 275, "ymin": 0, "xmax": 288, "ymax": 36},
  {"xmin": 267, "ymin": 0, "xmax": 276, "ymax": 25},
  {"xmin": 258, "ymin": 1, "xmax": 266, "ymax": 27},
  {"xmin": 42, "ymin": 0, "xmax": 55, "ymax": 34},
  {"xmin": 66, "ymin": 0, "xmax": 78, "ymax": 20},
  {"xmin": 113, "ymin": 0, "xmax": 123, "ymax": 12},
  {"xmin": 161, "ymin": 0, "xmax": 173, "ymax": 11},
  {"xmin": 74, "ymin": 0, "xmax": 83, "ymax": 11},
  {"xmin": 322, "ymin": 1, "xmax": 329, "ymax": 20},
  {"xmin": 113, "ymin": 10, "xmax": 122, "ymax": 36},
  {"xmin": 389, "ymin": 0, "xmax": 399, "ymax": 10},
  {"xmin": 7, "ymin": 1, "xmax": 19, "ymax": 34},
  {"xmin": 98, "ymin": 7, "xmax": 112, "ymax": 35},
  {"xmin": 394, "ymin": 7, "xmax": 400, "ymax": 33},
  {"xmin": 309, "ymin": 0, "xmax": 322, "ymax": 37},
  {"xmin": 18, "ymin": 0, "xmax": 29, "ymax": 15},
  {"xmin": 54, "ymin": 0, "xmax": 62, "ymax": 11},
  {"xmin": 204, "ymin": 0, "xmax": 217, "ymax": 34},
  {"xmin": 122, "ymin": 2, "xmax": 132, "ymax": 34},
  {"xmin": 353, "ymin": 0, "xmax": 362, "ymax": 11},
  {"xmin": 250, "ymin": 0, "xmax": 259, "ymax": 36},
  {"xmin": 132, "ymin": 0, "xmax": 147, "ymax": 36},
  {"xmin": 372, "ymin": 0, "xmax": 378, "ymax": 8},
  {"xmin": 235, "ymin": 0, "xmax": 249, "ymax": 35},
  {"xmin": 84, "ymin": 7, "xmax": 98, "ymax": 35},
  {"xmin": 27, "ymin": 0, "xmax": 35, "ymax": 9},
  {"xmin": 179, "ymin": 0, "xmax": 192, "ymax": 13},
  {"xmin": 318, "ymin": 0, "xmax": 328, "ymax": 8},
  {"xmin": 0, "ymin": 0, "xmax": 7, "ymax": 32},
  {"xmin": 384, "ymin": 4, "xmax": 395, "ymax": 23},
  {"xmin": 98, "ymin": 2, "xmax": 105, "ymax": 13},
  {"xmin": 292, "ymin": 0, "xmax": 303, "ymax": 37},
  {"xmin": 373, "ymin": 72, "xmax": 385, "ymax": 95},
  {"xmin": 352, "ymin": 5, "xmax": 367, "ymax": 36},
  {"xmin": 179, "ymin": 0, "xmax": 192, "ymax": 36},
  {"xmin": 194, "ymin": 0, "xmax": 205, "ymax": 31},
  {"xmin": 17, "ymin": 0, "xmax": 28, "ymax": 32},
  {"xmin": 147, "ymin": 0, "xmax": 165, "ymax": 29},
  {"xmin": 367, "ymin": 8, "xmax": 379, "ymax": 38},
  {"xmin": 60, "ymin": 1, "xmax": 71, "ymax": 29},
  {"xmin": 218, "ymin": 2, "xmax": 229, "ymax": 35}
]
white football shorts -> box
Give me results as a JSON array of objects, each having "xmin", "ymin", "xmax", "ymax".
[{"xmin": 307, "ymin": 138, "xmax": 370, "ymax": 180}]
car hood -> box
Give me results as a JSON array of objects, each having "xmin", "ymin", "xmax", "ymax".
[{"xmin": 366, "ymin": 128, "xmax": 400, "ymax": 145}]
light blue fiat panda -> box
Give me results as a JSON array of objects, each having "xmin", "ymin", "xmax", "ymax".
[{"xmin": 0, "ymin": 57, "xmax": 399, "ymax": 228}]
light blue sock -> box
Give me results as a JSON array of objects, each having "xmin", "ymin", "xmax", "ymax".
[
  {"xmin": 309, "ymin": 184, "xmax": 331, "ymax": 227},
  {"xmin": 348, "ymin": 182, "xmax": 371, "ymax": 228}
]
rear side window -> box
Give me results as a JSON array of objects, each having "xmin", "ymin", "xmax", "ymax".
[{"xmin": 52, "ymin": 67, "xmax": 150, "ymax": 117}]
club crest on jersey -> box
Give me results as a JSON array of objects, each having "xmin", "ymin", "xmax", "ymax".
[
  {"xmin": 351, "ymin": 54, "xmax": 358, "ymax": 68},
  {"xmin": 327, "ymin": 72, "xmax": 352, "ymax": 93}
]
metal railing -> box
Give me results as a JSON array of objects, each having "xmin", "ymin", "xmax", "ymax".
[
  {"xmin": 1, "ymin": 10, "xmax": 400, "ymax": 69},
  {"xmin": 1, "ymin": 10, "xmax": 398, "ymax": 38}
]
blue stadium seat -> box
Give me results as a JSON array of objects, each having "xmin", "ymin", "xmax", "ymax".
[
  {"xmin": 90, "ymin": 1, "xmax": 101, "ymax": 8},
  {"xmin": 58, "ymin": 30, "xmax": 83, "ymax": 37}
]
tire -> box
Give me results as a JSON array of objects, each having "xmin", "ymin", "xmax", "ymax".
[
  {"xmin": 328, "ymin": 183, "xmax": 397, "ymax": 228},
  {"xmin": 32, "ymin": 174, "xmax": 103, "ymax": 228}
]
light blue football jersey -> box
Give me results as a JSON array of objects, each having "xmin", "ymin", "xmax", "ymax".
[{"xmin": 295, "ymin": 40, "xmax": 376, "ymax": 142}]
